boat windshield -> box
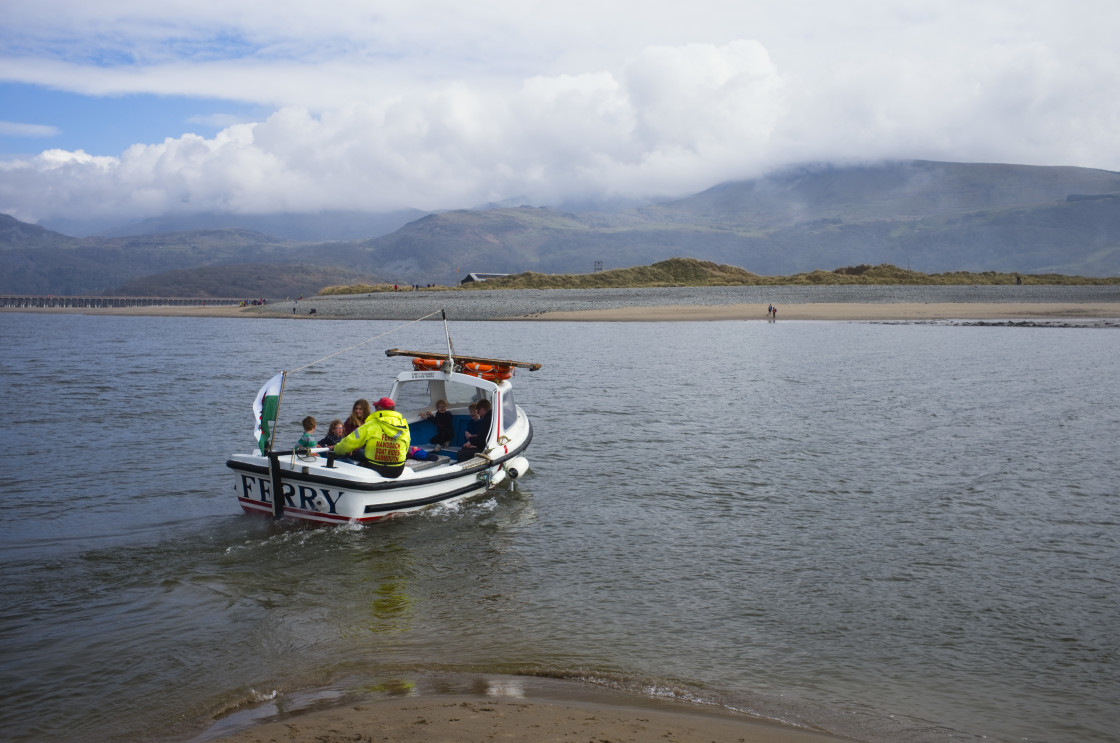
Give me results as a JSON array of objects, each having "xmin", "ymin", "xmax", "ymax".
[
  {"xmin": 393, "ymin": 378, "xmax": 488, "ymax": 415},
  {"xmin": 501, "ymin": 389, "xmax": 518, "ymax": 430}
]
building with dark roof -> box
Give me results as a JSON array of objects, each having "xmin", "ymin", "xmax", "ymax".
[{"xmin": 460, "ymin": 272, "xmax": 510, "ymax": 285}]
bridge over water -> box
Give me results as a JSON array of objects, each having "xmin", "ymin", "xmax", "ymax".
[{"xmin": 1, "ymin": 295, "xmax": 251, "ymax": 309}]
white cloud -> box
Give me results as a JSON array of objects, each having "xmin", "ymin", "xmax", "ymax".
[
  {"xmin": 1, "ymin": 1, "xmax": 1119, "ymax": 222},
  {"xmin": 0, "ymin": 120, "xmax": 60, "ymax": 138},
  {"xmin": 186, "ymin": 112, "xmax": 254, "ymax": 129},
  {"xmin": 0, "ymin": 41, "xmax": 795, "ymax": 220}
]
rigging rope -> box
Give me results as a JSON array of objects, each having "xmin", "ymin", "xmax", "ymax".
[
  {"xmin": 263, "ymin": 309, "xmax": 445, "ymax": 455},
  {"xmin": 287, "ymin": 309, "xmax": 443, "ymax": 374}
]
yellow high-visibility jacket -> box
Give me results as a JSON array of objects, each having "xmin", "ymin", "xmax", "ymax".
[{"xmin": 334, "ymin": 409, "xmax": 410, "ymax": 466}]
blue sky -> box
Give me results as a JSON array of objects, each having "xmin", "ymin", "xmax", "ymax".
[
  {"xmin": 2, "ymin": 0, "xmax": 1118, "ymax": 225},
  {"xmin": 0, "ymin": 83, "xmax": 268, "ymax": 157}
]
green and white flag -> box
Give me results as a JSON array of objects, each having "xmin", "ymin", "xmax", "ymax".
[{"xmin": 253, "ymin": 372, "xmax": 285, "ymax": 454}]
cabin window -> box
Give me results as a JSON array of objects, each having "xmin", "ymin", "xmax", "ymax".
[
  {"xmin": 443, "ymin": 380, "xmax": 486, "ymax": 408},
  {"xmin": 393, "ymin": 381, "xmax": 434, "ymax": 414},
  {"xmin": 501, "ymin": 390, "xmax": 518, "ymax": 431},
  {"xmin": 393, "ymin": 378, "xmax": 487, "ymax": 417}
]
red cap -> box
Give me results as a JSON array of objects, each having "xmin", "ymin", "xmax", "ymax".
[{"xmin": 375, "ymin": 397, "xmax": 395, "ymax": 409}]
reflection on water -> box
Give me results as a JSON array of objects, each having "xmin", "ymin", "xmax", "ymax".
[{"xmin": 1, "ymin": 312, "xmax": 1118, "ymax": 743}]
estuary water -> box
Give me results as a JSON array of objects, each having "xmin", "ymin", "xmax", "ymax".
[{"xmin": 1, "ymin": 311, "xmax": 1117, "ymax": 743}]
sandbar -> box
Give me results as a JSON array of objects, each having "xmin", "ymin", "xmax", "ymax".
[
  {"xmin": 5, "ymin": 301, "xmax": 1120, "ymax": 322},
  {"xmin": 526, "ymin": 301, "xmax": 1120, "ymax": 321},
  {"xmin": 206, "ymin": 693, "xmax": 844, "ymax": 743}
]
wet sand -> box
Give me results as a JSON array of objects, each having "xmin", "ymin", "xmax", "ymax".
[
  {"xmin": 7, "ymin": 301, "xmax": 1120, "ymax": 321},
  {"xmin": 207, "ymin": 693, "xmax": 844, "ymax": 743}
]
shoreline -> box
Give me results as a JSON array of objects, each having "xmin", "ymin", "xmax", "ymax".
[
  {"xmin": 6, "ymin": 300, "xmax": 1120, "ymax": 322},
  {"xmin": 199, "ymin": 685, "xmax": 847, "ymax": 743}
]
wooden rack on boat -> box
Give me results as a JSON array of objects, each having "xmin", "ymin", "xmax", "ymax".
[{"xmin": 385, "ymin": 348, "xmax": 542, "ymax": 371}]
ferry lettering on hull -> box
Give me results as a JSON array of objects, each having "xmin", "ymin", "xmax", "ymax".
[{"xmin": 238, "ymin": 474, "xmax": 344, "ymax": 514}]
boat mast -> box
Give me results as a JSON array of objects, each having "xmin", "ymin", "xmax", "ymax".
[{"xmin": 441, "ymin": 309, "xmax": 455, "ymax": 370}]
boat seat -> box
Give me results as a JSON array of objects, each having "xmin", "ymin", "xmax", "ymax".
[
  {"xmin": 410, "ymin": 415, "xmax": 471, "ymax": 446},
  {"xmin": 410, "ymin": 418, "xmax": 437, "ymax": 442},
  {"xmin": 451, "ymin": 417, "xmax": 473, "ymax": 446}
]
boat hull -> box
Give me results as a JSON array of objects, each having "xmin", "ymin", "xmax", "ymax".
[{"xmin": 227, "ymin": 424, "xmax": 532, "ymax": 524}]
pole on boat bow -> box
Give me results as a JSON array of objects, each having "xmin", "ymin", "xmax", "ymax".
[
  {"xmin": 268, "ymin": 452, "xmax": 284, "ymax": 519},
  {"xmin": 264, "ymin": 371, "xmax": 288, "ymax": 455},
  {"xmin": 265, "ymin": 371, "xmax": 288, "ymax": 519}
]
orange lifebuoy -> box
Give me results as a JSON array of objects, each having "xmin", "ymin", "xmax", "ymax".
[
  {"xmin": 463, "ymin": 362, "xmax": 512, "ymax": 376},
  {"xmin": 460, "ymin": 362, "xmax": 512, "ymax": 381},
  {"xmin": 412, "ymin": 358, "xmax": 445, "ymax": 371}
]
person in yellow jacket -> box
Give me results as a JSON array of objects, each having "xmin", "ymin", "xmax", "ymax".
[{"xmin": 334, "ymin": 397, "xmax": 411, "ymax": 478}]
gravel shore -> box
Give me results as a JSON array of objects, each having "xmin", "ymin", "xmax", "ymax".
[{"xmin": 249, "ymin": 284, "xmax": 1120, "ymax": 321}]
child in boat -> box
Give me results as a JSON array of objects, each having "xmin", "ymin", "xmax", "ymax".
[
  {"xmin": 456, "ymin": 400, "xmax": 492, "ymax": 462},
  {"xmin": 342, "ymin": 399, "xmax": 370, "ymax": 436},
  {"xmin": 420, "ymin": 399, "xmax": 455, "ymax": 449},
  {"xmin": 317, "ymin": 419, "xmax": 345, "ymax": 449},
  {"xmin": 298, "ymin": 416, "xmax": 318, "ymax": 456}
]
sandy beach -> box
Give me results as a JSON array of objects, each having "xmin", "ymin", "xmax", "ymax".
[
  {"xmin": 206, "ymin": 692, "xmax": 845, "ymax": 743},
  {"xmin": 523, "ymin": 301, "xmax": 1120, "ymax": 321},
  {"xmin": 6, "ymin": 300, "xmax": 1120, "ymax": 322}
]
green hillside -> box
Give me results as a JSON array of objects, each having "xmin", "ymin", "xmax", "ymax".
[{"xmin": 465, "ymin": 257, "xmax": 1120, "ymax": 290}]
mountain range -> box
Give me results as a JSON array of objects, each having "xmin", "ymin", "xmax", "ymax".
[{"xmin": 3, "ymin": 159, "xmax": 1119, "ymax": 297}]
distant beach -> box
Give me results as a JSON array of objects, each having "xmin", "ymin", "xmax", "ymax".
[
  {"xmin": 520, "ymin": 301, "xmax": 1120, "ymax": 322},
  {"xmin": 7, "ymin": 288, "xmax": 1120, "ymax": 324}
]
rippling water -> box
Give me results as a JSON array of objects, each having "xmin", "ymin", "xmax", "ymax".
[{"xmin": 1, "ymin": 311, "xmax": 1117, "ymax": 743}]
